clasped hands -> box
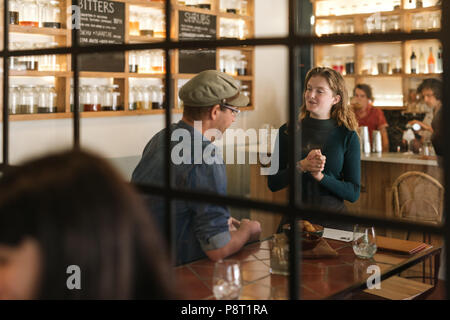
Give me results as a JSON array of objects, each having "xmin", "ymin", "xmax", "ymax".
[{"xmin": 296, "ymin": 149, "xmax": 326, "ymax": 181}]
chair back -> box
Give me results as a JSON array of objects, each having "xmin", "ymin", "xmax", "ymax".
[{"xmin": 392, "ymin": 171, "xmax": 444, "ymax": 225}]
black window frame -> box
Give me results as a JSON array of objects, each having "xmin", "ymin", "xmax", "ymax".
[{"xmin": 1, "ymin": 0, "xmax": 449, "ymax": 300}]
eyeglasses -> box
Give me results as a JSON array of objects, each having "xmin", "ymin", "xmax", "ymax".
[{"xmin": 221, "ymin": 103, "xmax": 240, "ymax": 115}]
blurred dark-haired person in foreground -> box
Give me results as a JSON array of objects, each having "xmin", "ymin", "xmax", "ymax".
[{"xmin": 0, "ymin": 150, "xmax": 175, "ymax": 299}]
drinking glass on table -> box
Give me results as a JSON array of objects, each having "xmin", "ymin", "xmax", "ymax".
[
  {"xmin": 352, "ymin": 225, "xmax": 377, "ymax": 259},
  {"xmin": 212, "ymin": 260, "xmax": 242, "ymax": 300}
]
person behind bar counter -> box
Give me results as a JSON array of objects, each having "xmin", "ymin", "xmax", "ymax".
[
  {"xmin": 351, "ymin": 83, "xmax": 389, "ymax": 152},
  {"xmin": 408, "ymin": 78, "xmax": 443, "ymax": 164},
  {"xmin": 132, "ymin": 70, "xmax": 261, "ymax": 265},
  {"xmin": 268, "ymin": 67, "xmax": 361, "ymax": 230},
  {"xmin": 0, "ymin": 150, "xmax": 175, "ymax": 299}
]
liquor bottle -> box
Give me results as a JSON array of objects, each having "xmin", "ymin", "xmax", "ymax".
[
  {"xmin": 410, "ymin": 49, "xmax": 417, "ymax": 74},
  {"xmin": 437, "ymin": 46, "xmax": 443, "ymax": 73},
  {"xmin": 427, "ymin": 47, "xmax": 436, "ymax": 74},
  {"xmin": 418, "ymin": 49, "xmax": 425, "ymax": 74}
]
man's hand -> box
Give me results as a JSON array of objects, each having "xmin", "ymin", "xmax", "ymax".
[{"xmin": 228, "ymin": 217, "xmax": 240, "ymax": 232}]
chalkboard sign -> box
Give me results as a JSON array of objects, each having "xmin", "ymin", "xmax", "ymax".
[
  {"xmin": 77, "ymin": 0, "xmax": 125, "ymax": 72},
  {"xmin": 178, "ymin": 11, "xmax": 216, "ymax": 74}
]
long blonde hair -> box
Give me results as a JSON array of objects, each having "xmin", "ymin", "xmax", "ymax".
[{"xmin": 299, "ymin": 67, "xmax": 358, "ymax": 132}]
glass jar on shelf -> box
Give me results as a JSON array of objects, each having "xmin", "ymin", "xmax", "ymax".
[
  {"xmin": 388, "ymin": 15, "xmax": 401, "ymax": 32},
  {"xmin": 428, "ymin": 12, "xmax": 441, "ymax": 31},
  {"xmin": 84, "ymin": 85, "xmax": 101, "ymax": 112},
  {"xmin": 152, "ymin": 85, "xmax": 164, "ymax": 109},
  {"xmin": 380, "ymin": 16, "xmax": 388, "ymax": 33},
  {"xmin": 345, "ymin": 56, "xmax": 355, "ymax": 75},
  {"xmin": 142, "ymin": 86, "xmax": 152, "ymax": 110},
  {"xmin": 334, "ymin": 20, "xmax": 345, "ymax": 35},
  {"xmin": 20, "ymin": 85, "xmax": 38, "ymax": 114},
  {"xmin": 9, "ymin": 85, "xmax": 21, "ymax": 114},
  {"xmin": 224, "ymin": 55, "xmax": 236, "ymax": 75},
  {"xmin": 391, "ymin": 55, "xmax": 402, "ymax": 74},
  {"xmin": 344, "ymin": 19, "xmax": 354, "ymax": 34},
  {"xmin": 19, "ymin": 0, "xmax": 39, "ymax": 27},
  {"xmin": 140, "ymin": 12, "xmax": 154, "ymax": 37},
  {"xmin": 412, "ymin": 14, "xmax": 425, "ymax": 32},
  {"xmin": 37, "ymin": 85, "xmax": 57, "ymax": 113},
  {"xmin": 239, "ymin": 0, "xmax": 248, "ymax": 15},
  {"xmin": 9, "ymin": 0, "xmax": 20, "ymax": 25},
  {"xmin": 138, "ymin": 51, "xmax": 151, "ymax": 74},
  {"xmin": 219, "ymin": 55, "xmax": 226, "ymax": 73},
  {"xmin": 129, "ymin": 51, "xmax": 139, "ymax": 73},
  {"xmin": 102, "ymin": 84, "xmax": 121, "ymax": 111},
  {"xmin": 237, "ymin": 19, "xmax": 248, "ymax": 39},
  {"xmin": 154, "ymin": 13, "xmax": 166, "ymax": 38},
  {"xmin": 332, "ymin": 57, "xmax": 344, "ymax": 74},
  {"xmin": 237, "ymin": 54, "xmax": 248, "ymax": 76},
  {"xmin": 377, "ymin": 54, "xmax": 390, "ymax": 74},
  {"xmin": 9, "ymin": 43, "xmax": 21, "ymax": 71},
  {"xmin": 152, "ymin": 50, "xmax": 165, "ymax": 74},
  {"xmin": 128, "ymin": 86, "xmax": 137, "ymax": 111},
  {"xmin": 364, "ymin": 17, "xmax": 375, "ymax": 34},
  {"xmin": 241, "ymin": 84, "xmax": 250, "ymax": 101},
  {"xmin": 362, "ymin": 55, "xmax": 374, "ymax": 75},
  {"xmin": 197, "ymin": 0, "xmax": 211, "ymax": 10},
  {"xmin": 321, "ymin": 56, "xmax": 331, "ymax": 68},
  {"xmin": 129, "ymin": 11, "xmax": 140, "ymax": 36},
  {"xmin": 42, "ymin": 0, "xmax": 61, "ymax": 28},
  {"xmin": 135, "ymin": 86, "xmax": 144, "ymax": 110},
  {"xmin": 226, "ymin": 0, "xmax": 239, "ymax": 13}
]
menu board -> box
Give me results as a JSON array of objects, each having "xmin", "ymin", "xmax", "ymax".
[
  {"xmin": 77, "ymin": 0, "xmax": 125, "ymax": 72},
  {"xmin": 178, "ymin": 11, "xmax": 216, "ymax": 74}
]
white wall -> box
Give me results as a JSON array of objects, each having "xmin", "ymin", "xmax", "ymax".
[{"xmin": 1, "ymin": 0, "xmax": 289, "ymax": 178}]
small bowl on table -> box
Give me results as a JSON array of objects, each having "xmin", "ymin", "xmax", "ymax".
[{"xmin": 282, "ymin": 223, "xmax": 324, "ymax": 250}]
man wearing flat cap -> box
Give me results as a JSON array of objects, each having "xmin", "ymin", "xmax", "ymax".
[{"xmin": 132, "ymin": 70, "xmax": 261, "ymax": 265}]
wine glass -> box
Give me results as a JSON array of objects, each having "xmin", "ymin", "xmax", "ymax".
[
  {"xmin": 212, "ymin": 260, "xmax": 242, "ymax": 300},
  {"xmin": 352, "ymin": 225, "xmax": 377, "ymax": 259}
]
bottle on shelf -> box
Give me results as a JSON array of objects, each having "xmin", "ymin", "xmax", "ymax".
[
  {"xmin": 102, "ymin": 85, "xmax": 121, "ymax": 111},
  {"xmin": 129, "ymin": 51, "xmax": 139, "ymax": 73},
  {"xmin": 9, "ymin": 0, "xmax": 20, "ymax": 25},
  {"xmin": 410, "ymin": 49, "xmax": 417, "ymax": 74},
  {"xmin": 84, "ymin": 85, "xmax": 101, "ymax": 112},
  {"xmin": 427, "ymin": 47, "xmax": 436, "ymax": 74},
  {"xmin": 418, "ymin": 49, "xmax": 425, "ymax": 74},
  {"xmin": 140, "ymin": 12, "xmax": 154, "ymax": 37},
  {"xmin": 345, "ymin": 56, "xmax": 355, "ymax": 75},
  {"xmin": 437, "ymin": 46, "xmax": 443, "ymax": 73},
  {"xmin": 20, "ymin": 85, "xmax": 38, "ymax": 114}
]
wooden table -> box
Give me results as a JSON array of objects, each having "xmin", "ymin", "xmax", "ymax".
[{"xmin": 174, "ymin": 238, "xmax": 441, "ymax": 300}]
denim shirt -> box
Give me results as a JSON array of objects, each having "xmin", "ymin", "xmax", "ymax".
[{"xmin": 132, "ymin": 120, "xmax": 231, "ymax": 265}]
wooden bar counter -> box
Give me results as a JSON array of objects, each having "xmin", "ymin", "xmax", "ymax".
[{"xmin": 248, "ymin": 151, "xmax": 443, "ymax": 239}]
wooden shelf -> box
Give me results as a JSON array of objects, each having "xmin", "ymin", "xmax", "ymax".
[
  {"xmin": 79, "ymin": 72, "xmax": 127, "ymax": 78},
  {"xmin": 128, "ymin": 73, "xmax": 167, "ymax": 78},
  {"xmin": 128, "ymin": 35, "xmax": 165, "ymax": 43},
  {"xmin": 403, "ymin": 73, "xmax": 442, "ymax": 78},
  {"xmin": 9, "ymin": 25, "xmax": 68, "ymax": 36},
  {"xmin": 218, "ymin": 12, "xmax": 253, "ymax": 21},
  {"xmin": 315, "ymin": 5, "xmax": 441, "ymax": 20},
  {"xmin": 6, "ymin": 0, "xmax": 255, "ymax": 121},
  {"xmin": 10, "ymin": 71, "xmax": 70, "ymax": 77}
]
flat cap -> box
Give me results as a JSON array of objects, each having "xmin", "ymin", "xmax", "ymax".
[{"xmin": 179, "ymin": 70, "xmax": 249, "ymax": 107}]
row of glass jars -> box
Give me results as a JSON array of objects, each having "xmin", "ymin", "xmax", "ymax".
[
  {"xmin": 364, "ymin": 15, "xmax": 401, "ymax": 34},
  {"xmin": 220, "ymin": 19, "xmax": 248, "ymax": 39},
  {"xmin": 220, "ymin": 54, "xmax": 248, "ymax": 76},
  {"xmin": 129, "ymin": 10, "xmax": 166, "ymax": 37},
  {"xmin": 70, "ymin": 85, "xmax": 122, "ymax": 112},
  {"xmin": 9, "ymin": 41, "xmax": 61, "ymax": 71},
  {"xmin": 129, "ymin": 85, "xmax": 165, "ymax": 110},
  {"xmin": 9, "ymin": 84, "xmax": 57, "ymax": 114},
  {"xmin": 316, "ymin": 19, "xmax": 354, "ymax": 36},
  {"xmin": 411, "ymin": 12, "xmax": 441, "ymax": 32},
  {"xmin": 129, "ymin": 50, "xmax": 165, "ymax": 74},
  {"xmin": 321, "ymin": 55, "xmax": 402, "ymax": 75},
  {"xmin": 9, "ymin": 0, "xmax": 61, "ymax": 28}
]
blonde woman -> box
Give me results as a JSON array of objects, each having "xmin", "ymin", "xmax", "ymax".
[{"xmin": 268, "ymin": 67, "xmax": 360, "ymax": 230}]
